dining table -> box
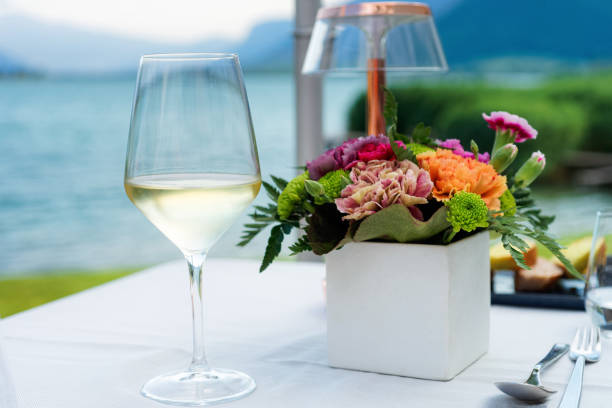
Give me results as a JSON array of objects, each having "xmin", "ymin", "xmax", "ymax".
[{"xmin": 1, "ymin": 258, "xmax": 611, "ymax": 407}]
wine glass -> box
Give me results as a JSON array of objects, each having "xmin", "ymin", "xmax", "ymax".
[
  {"xmin": 585, "ymin": 210, "xmax": 612, "ymax": 338},
  {"xmin": 124, "ymin": 53, "xmax": 261, "ymax": 405}
]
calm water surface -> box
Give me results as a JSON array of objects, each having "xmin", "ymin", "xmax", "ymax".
[
  {"xmin": 0, "ymin": 74, "xmax": 610, "ymax": 275},
  {"xmin": 0, "ymin": 73, "xmax": 364, "ymax": 274}
]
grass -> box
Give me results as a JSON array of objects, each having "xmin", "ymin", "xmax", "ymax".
[{"xmin": 0, "ymin": 267, "xmax": 140, "ymax": 317}]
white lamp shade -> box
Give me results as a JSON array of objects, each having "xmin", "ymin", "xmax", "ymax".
[{"xmin": 302, "ymin": 1, "xmax": 448, "ymax": 74}]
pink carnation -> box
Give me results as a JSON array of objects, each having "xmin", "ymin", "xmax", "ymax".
[
  {"xmin": 335, "ymin": 160, "xmax": 433, "ymax": 221},
  {"xmin": 436, "ymin": 139, "xmax": 490, "ymax": 163},
  {"xmin": 482, "ymin": 111, "xmax": 537, "ymax": 143}
]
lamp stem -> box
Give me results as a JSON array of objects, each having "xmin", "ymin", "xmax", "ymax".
[{"xmin": 367, "ymin": 57, "xmax": 386, "ymax": 137}]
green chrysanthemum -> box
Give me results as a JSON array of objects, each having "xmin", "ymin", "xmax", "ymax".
[
  {"xmin": 277, "ymin": 171, "xmax": 309, "ymax": 220},
  {"xmin": 407, "ymin": 143, "xmax": 435, "ymax": 156},
  {"xmin": 446, "ymin": 191, "xmax": 489, "ymax": 233},
  {"xmin": 499, "ymin": 189, "xmax": 517, "ymax": 216},
  {"xmin": 318, "ymin": 169, "xmax": 350, "ymax": 199}
]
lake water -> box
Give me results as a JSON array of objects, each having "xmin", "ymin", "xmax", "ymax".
[
  {"xmin": 0, "ymin": 73, "xmax": 366, "ymax": 274},
  {"xmin": 1, "ymin": 73, "xmax": 611, "ymax": 275}
]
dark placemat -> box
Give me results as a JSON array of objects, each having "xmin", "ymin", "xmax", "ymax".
[{"xmin": 491, "ymin": 270, "xmax": 585, "ymax": 310}]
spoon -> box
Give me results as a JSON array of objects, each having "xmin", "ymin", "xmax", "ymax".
[{"xmin": 495, "ymin": 343, "xmax": 569, "ymax": 402}]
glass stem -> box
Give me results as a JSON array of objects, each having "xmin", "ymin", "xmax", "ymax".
[{"xmin": 186, "ymin": 253, "xmax": 210, "ymax": 373}]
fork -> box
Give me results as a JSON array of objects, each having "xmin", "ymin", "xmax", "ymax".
[{"xmin": 557, "ymin": 327, "xmax": 601, "ymax": 408}]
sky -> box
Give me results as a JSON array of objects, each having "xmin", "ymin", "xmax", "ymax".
[{"xmin": 1, "ymin": 0, "xmax": 302, "ymax": 42}]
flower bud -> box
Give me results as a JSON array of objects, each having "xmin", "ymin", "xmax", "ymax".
[
  {"xmin": 514, "ymin": 151, "xmax": 546, "ymax": 188},
  {"xmin": 490, "ymin": 143, "xmax": 518, "ymax": 173},
  {"xmin": 470, "ymin": 139, "xmax": 479, "ymax": 156}
]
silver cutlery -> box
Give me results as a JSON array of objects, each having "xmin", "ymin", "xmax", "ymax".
[
  {"xmin": 495, "ymin": 343, "xmax": 569, "ymax": 401},
  {"xmin": 558, "ymin": 327, "xmax": 601, "ymax": 408}
]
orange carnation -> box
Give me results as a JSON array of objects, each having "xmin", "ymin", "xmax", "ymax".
[{"xmin": 417, "ymin": 148, "xmax": 507, "ymax": 210}]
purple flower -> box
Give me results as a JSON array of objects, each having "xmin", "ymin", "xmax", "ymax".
[
  {"xmin": 482, "ymin": 111, "xmax": 537, "ymax": 143},
  {"xmin": 307, "ymin": 135, "xmax": 391, "ymax": 180},
  {"xmin": 477, "ymin": 152, "xmax": 491, "ymax": 163},
  {"xmin": 437, "ymin": 138, "xmax": 463, "ymax": 151},
  {"xmin": 436, "ymin": 138, "xmax": 490, "ymax": 163},
  {"xmin": 306, "ymin": 149, "xmax": 339, "ymax": 180}
]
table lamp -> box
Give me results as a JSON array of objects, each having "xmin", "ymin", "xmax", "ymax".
[{"xmin": 302, "ymin": 1, "xmax": 447, "ymax": 137}]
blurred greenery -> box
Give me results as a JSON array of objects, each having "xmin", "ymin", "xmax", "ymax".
[
  {"xmin": 0, "ymin": 268, "xmax": 139, "ymax": 317},
  {"xmin": 348, "ymin": 72, "xmax": 612, "ymax": 175}
]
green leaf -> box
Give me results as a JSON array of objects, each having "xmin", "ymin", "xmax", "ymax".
[
  {"xmin": 280, "ymin": 223, "xmax": 293, "ymax": 234},
  {"xmin": 248, "ymin": 213, "xmax": 275, "ymax": 222},
  {"xmin": 254, "ymin": 205, "xmax": 277, "ymax": 215},
  {"xmin": 503, "ymin": 241, "xmax": 529, "ymax": 270},
  {"xmin": 487, "ymin": 212, "xmax": 583, "ymax": 280},
  {"xmin": 410, "ymin": 123, "xmax": 434, "ymax": 146},
  {"xmin": 351, "ymin": 205, "xmax": 450, "ymax": 243},
  {"xmin": 260, "ymin": 225, "xmax": 284, "ymax": 272},
  {"xmin": 531, "ymin": 230, "xmax": 582, "ymax": 280},
  {"xmin": 262, "ymin": 181, "xmax": 280, "ymax": 202},
  {"xmin": 270, "ymin": 175, "xmax": 288, "ymax": 191},
  {"xmin": 383, "ymin": 87, "xmax": 398, "ymax": 126},
  {"xmin": 391, "ymin": 138, "xmax": 417, "ymax": 163},
  {"xmin": 238, "ymin": 225, "xmax": 266, "ymax": 247},
  {"xmin": 289, "ymin": 235, "xmax": 312, "ymax": 255},
  {"xmin": 244, "ymin": 223, "xmax": 268, "ymax": 229},
  {"xmin": 305, "ymin": 204, "xmax": 349, "ymax": 255}
]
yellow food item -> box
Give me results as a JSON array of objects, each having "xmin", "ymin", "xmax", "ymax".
[
  {"xmin": 554, "ymin": 236, "xmax": 606, "ymax": 277},
  {"xmin": 490, "ymin": 242, "xmax": 537, "ymax": 271},
  {"xmin": 515, "ymin": 258, "xmax": 563, "ymax": 292}
]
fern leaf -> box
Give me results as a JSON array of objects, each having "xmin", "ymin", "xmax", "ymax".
[
  {"xmin": 262, "ymin": 181, "xmax": 280, "ymax": 202},
  {"xmin": 260, "ymin": 225, "xmax": 284, "ymax": 272}
]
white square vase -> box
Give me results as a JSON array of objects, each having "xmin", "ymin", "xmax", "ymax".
[{"xmin": 325, "ymin": 231, "xmax": 490, "ymax": 380}]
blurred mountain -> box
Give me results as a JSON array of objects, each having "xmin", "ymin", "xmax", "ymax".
[
  {"xmin": 2, "ymin": 0, "xmax": 612, "ymax": 75},
  {"xmin": 0, "ymin": 14, "xmax": 240, "ymax": 74},
  {"xmin": 0, "ymin": 14, "xmax": 289, "ymax": 74},
  {"xmin": 232, "ymin": 21, "xmax": 293, "ymax": 71},
  {"xmin": 437, "ymin": 0, "xmax": 612, "ymax": 66},
  {"xmin": 0, "ymin": 52, "xmax": 29, "ymax": 75}
]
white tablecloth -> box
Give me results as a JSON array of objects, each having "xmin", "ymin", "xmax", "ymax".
[{"xmin": 2, "ymin": 259, "xmax": 612, "ymax": 407}]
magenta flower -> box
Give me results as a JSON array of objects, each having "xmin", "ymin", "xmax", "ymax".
[
  {"xmin": 436, "ymin": 139, "xmax": 490, "ymax": 163},
  {"xmin": 482, "ymin": 111, "xmax": 538, "ymax": 143},
  {"xmin": 478, "ymin": 152, "xmax": 491, "ymax": 163},
  {"xmin": 437, "ymin": 138, "xmax": 463, "ymax": 151},
  {"xmin": 307, "ymin": 135, "xmax": 391, "ymax": 180},
  {"xmin": 335, "ymin": 160, "xmax": 433, "ymax": 221}
]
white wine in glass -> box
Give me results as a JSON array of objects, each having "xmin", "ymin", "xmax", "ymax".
[
  {"xmin": 125, "ymin": 173, "xmax": 261, "ymax": 254},
  {"xmin": 124, "ymin": 53, "xmax": 261, "ymax": 406}
]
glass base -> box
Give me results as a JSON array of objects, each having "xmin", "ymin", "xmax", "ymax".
[{"xmin": 141, "ymin": 368, "xmax": 256, "ymax": 406}]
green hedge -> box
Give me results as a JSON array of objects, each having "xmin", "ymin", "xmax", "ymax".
[
  {"xmin": 541, "ymin": 74, "xmax": 612, "ymax": 152},
  {"xmin": 347, "ymin": 73, "xmax": 612, "ymax": 174}
]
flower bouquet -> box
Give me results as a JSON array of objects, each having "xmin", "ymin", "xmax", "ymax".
[
  {"xmin": 239, "ymin": 89, "xmax": 579, "ymax": 280},
  {"xmin": 239, "ymin": 89, "xmax": 580, "ymax": 379}
]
